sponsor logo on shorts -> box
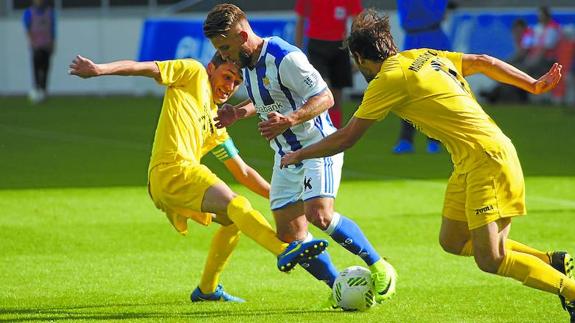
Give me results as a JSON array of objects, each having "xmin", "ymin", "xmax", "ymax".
[
  {"xmin": 475, "ymin": 205, "xmax": 494, "ymax": 215},
  {"xmin": 304, "ymin": 176, "xmax": 313, "ymax": 190}
]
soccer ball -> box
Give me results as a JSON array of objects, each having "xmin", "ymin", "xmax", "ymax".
[{"xmin": 333, "ymin": 266, "xmax": 376, "ymax": 311}]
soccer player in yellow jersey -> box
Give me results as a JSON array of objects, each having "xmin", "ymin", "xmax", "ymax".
[
  {"xmin": 68, "ymin": 53, "xmax": 328, "ymax": 303},
  {"xmin": 281, "ymin": 9, "xmax": 575, "ymax": 321}
]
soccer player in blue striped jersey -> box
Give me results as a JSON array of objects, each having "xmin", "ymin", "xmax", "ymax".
[{"xmin": 204, "ymin": 3, "xmax": 397, "ymax": 306}]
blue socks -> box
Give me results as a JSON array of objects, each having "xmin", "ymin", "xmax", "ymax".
[
  {"xmin": 297, "ymin": 212, "xmax": 382, "ymax": 288},
  {"xmin": 326, "ymin": 212, "xmax": 381, "ymax": 266},
  {"xmin": 301, "ymin": 233, "xmax": 338, "ymax": 287}
]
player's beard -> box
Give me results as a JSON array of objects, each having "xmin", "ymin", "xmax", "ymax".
[
  {"xmin": 238, "ymin": 48, "xmax": 252, "ymax": 68},
  {"xmin": 359, "ymin": 67, "xmax": 376, "ymax": 83}
]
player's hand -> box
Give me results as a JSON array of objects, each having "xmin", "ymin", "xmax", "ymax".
[
  {"xmin": 531, "ymin": 63, "xmax": 562, "ymax": 94},
  {"xmin": 280, "ymin": 151, "xmax": 301, "ymax": 169},
  {"xmin": 280, "ymin": 151, "xmax": 301, "ymax": 168},
  {"xmin": 258, "ymin": 112, "xmax": 293, "ymax": 140},
  {"xmin": 215, "ymin": 103, "xmax": 238, "ymax": 128},
  {"xmin": 68, "ymin": 55, "xmax": 100, "ymax": 78}
]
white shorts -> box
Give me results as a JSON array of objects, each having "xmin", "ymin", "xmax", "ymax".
[{"xmin": 270, "ymin": 153, "xmax": 343, "ymax": 210}]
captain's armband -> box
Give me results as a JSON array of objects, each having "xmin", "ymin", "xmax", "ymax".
[{"xmin": 210, "ymin": 138, "xmax": 239, "ymax": 162}]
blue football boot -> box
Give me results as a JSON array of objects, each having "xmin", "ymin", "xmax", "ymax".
[
  {"xmin": 277, "ymin": 239, "xmax": 328, "ymax": 272},
  {"xmin": 426, "ymin": 140, "xmax": 441, "ymax": 154},
  {"xmin": 392, "ymin": 139, "xmax": 414, "ymax": 154},
  {"xmin": 190, "ymin": 284, "xmax": 245, "ymax": 303}
]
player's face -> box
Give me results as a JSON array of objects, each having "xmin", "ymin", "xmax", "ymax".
[
  {"xmin": 208, "ymin": 62, "xmax": 243, "ymax": 104},
  {"xmin": 209, "ymin": 30, "xmax": 252, "ymax": 68},
  {"xmin": 352, "ymin": 52, "xmax": 377, "ymax": 83}
]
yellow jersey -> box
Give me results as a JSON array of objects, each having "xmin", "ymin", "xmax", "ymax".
[
  {"xmin": 354, "ymin": 49, "xmax": 511, "ymax": 172},
  {"xmin": 149, "ymin": 59, "xmax": 229, "ymax": 171}
]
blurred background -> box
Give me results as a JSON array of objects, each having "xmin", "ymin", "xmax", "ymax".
[{"xmin": 1, "ymin": 0, "xmax": 574, "ymax": 104}]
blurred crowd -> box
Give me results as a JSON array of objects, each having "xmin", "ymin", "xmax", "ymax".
[{"xmin": 480, "ymin": 6, "xmax": 575, "ymax": 105}]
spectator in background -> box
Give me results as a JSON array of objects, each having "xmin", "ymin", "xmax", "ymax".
[
  {"xmin": 481, "ymin": 8, "xmax": 562, "ymax": 104},
  {"xmin": 23, "ymin": 0, "xmax": 56, "ymax": 104},
  {"xmin": 481, "ymin": 19, "xmax": 535, "ymax": 104},
  {"xmin": 510, "ymin": 19, "xmax": 535, "ymax": 65},
  {"xmin": 294, "ymin": 0, "xmax": 363, "ymax": 128},
  {"xmin": 525, "ymin": 6, "xmax": 562, "ymax": 77},
  {"xmin": 392, "ymin": 0, "xmax": 453, "ymax": 154}
]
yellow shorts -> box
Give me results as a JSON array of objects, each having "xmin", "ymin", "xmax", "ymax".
[
  {"xmin": 148, "ymin": 161, "xmax": 222, "ymax": 234},
  {"xmin": 443, "ymin": 143, "xmax": 526, "ymax": 230}
]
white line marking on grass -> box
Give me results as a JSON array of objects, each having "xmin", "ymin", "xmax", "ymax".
[
  {"xmin": 343, "ymin": 167, "xmax": 575, "ymax": 209},
  {"xmin": 529, "ymin": 196, "xmax": 575, "ymax": 208}
]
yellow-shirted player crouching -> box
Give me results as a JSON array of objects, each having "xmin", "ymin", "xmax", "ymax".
[
  {"xmin": 281, "ymin": 9, "xmax": 575, "ymax": 321},
  {"xmin": 69, "ymin": 53, "xmax": 328, "ymax": 302}
]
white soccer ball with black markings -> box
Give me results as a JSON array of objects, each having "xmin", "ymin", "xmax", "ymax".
[{"xmin": 333, "ymin": 266, "xmax": 376, "ymax": 311}]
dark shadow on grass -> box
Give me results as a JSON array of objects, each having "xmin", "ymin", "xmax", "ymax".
[{"xmin": 1, "ymin": 305, "xmax": 335, "ymax": 321}]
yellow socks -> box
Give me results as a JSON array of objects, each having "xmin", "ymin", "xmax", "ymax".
[
  {"xmin": 459, "ymin": 239, "xmax": 550, "ymax": 263},
  {"xmin": 459, "ymin": 240, "xmax": 474, "ymax": 256},
  {"xmin": 497, "ymin": 251, "xmax": 575, "ymax": 301},
  {"xmin": 226, "ymin": 195, "xmax": 287, "ymax": 256},
  {"xmin": 199, "ymin": 224, "xmax": 241, "ymax": 294}
]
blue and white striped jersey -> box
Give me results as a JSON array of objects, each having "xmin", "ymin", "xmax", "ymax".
[{"xmin": 243, "ymin": 36, "xmax": 336, "ymax": 165}]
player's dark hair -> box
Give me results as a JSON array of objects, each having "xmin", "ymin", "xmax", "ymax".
[
  {"xmin": 210, "ymin": 52, "xmax": 226, "ymax": 67},
  {"xmin": 203, "ymin": 4, "xmax": 247, "ymax": 39},
  {"xmin": 346, "ymin": 9, "xmax": 398, "ymax": 62}
]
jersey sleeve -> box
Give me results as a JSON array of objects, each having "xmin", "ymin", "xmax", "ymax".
[
  {"xmin": 279, "ymin": 51, "xmax": 328, "ymax": 100},
  {"xmin": 435, "ymin": 50, "xmax": 464, "ymax": 75},
  {"xmin": 353, "ymin": 75, "xmax": 404, "ymax": 121},
  {"xmin": 155, "ymin": 59, "xmax": 202, "ymax": 87}
]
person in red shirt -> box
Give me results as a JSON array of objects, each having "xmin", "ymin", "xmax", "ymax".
[
  {"xmin": 526, "ymin": 6, "xmax": 562, "ymax": 76},
  {"xmin": 294, "ymin": 0, "xmax": 363, "ymax": 128}
]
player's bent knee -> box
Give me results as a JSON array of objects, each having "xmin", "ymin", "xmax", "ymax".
[
  {"xmin": 439, "ymin": 238, "xmax": 463, "ymax": 255},
  {"xmin": 306, "ymin": 211, "xmax": 331, "ymax": 230},
  {"xmin": 473, "ymin": 253, "xmax": 503, "ymax": 274},
  {"xmin": 213, "ymin": 213, "xmax": 234, "ymax": 226}
]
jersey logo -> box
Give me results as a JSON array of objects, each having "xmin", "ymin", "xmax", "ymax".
[
  {"xmin": 263, "ymin": 76, "xmax": 271, "ymax": 89},
  {"xmin": 255, "ymin": 101, "xmax": 284, "ymax": 114},
  {"xmin": 303, "ymin": 73, "xmax": 319, "ymax": 88},
  {"xmin": 334, "ymin": 6, "xmax": 347, "ymax": 20},
  {"xmin": 304, "ymin": 176, "xmax": 313, "ymax": 191}
]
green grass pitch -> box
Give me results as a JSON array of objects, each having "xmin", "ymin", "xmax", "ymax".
[{"xmin": 1, "ymin": 96, "xmax": 574, "ymax": 322}]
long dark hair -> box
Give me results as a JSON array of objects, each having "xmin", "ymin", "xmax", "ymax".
[{"xmin": 346, "ymin": 9, "xmax": 398, "ymax": 62}]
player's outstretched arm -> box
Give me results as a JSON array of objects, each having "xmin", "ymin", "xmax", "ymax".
[
  {"xmin": 68, "ymin": 55, "xmax": 160, "ymax": 80},
  {"xmin": 215, "ymin": 99, "xmax": 256, "ymax": 129},
  {"xmin": 280, "ymin": 116, "xmax": 375, "ymax": 168},
  {"xmin": 224, "ymin": 155, "xmax": 270, "ymax": 199},
  {"xmin": 461, "ymin": 54, "xmax": 562, "ymax": 95}
]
